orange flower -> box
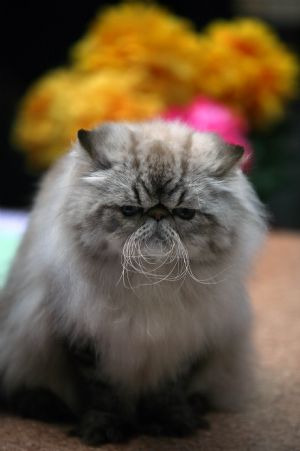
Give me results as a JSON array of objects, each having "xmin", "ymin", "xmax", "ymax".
[
  {"xmin": 197, "ymin": 19, "xmax": 299, "ymax": 125},
  {"xmin": 12, "ymin": 69, "xmax": 164, "ymax": 169},
  {"xmin": 71, "ymin": 2, "xmax": 202, "ymax": 105}
]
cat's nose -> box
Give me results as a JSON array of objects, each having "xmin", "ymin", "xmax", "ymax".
[{"xmin": 147, "ymin": 205, "xmax": 169, "ymax": 221}]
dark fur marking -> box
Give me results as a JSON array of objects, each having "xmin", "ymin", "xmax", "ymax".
[
  {"xmin": 138, "ymin": 383, "xmax": 209, "ymax": 437},
  {"xmin": 140, "ymin": 178, "xmax": 152, "ymax": 198},
  {"xmin": 104, "ymin": 217, "xmax": 120, "ymax": 233},
  {"xmin": 167, "ymin": 179, "xmax": 183, "ymax": 197},
  {"xmin": 72, "ymin": 409, "xmax": 134, "ymax": 446},
  {"xmin": 133, "ymin": 185, "xmax": 142, "ymax": 205},
  {"xmin": 68, "ymin": 351, "xmax": 136, "ymax": 445},
  {"xmin": 155, "ymin": 177, "xmax": 173, "ymax": 198},
  {"xmin": 95, "ymin": 205, "xmax": 121, "ymax": 233},
  {"xmin": 68, "ymin": 345, "xmax": 210, "ymax": 444},
  {"xmin": 161, "ymin": 178, "xmax": 173, "ymax": 190},
  {"xmin": 9, "ymin": 388, "xmax": 75, "ymax": 423},
  {"xmin": 64, "ymin": 341, "xmax": 122, "ymax": 413},
  {"xmin": 99, "ymin": 240, "xmax": 109, "ymax": 253},
  {"xmin": 181, "ymin": 133, "xmax": 193, "ymax": 177},
  {"xmin": 129, "ymin": 131, "xmax": 140, "ymax": 170},
  {"xmin": 66, "ymin": 340, "xmax": 97, "ymax": 368},
  {"xmin": 94, "ymin": 204, "xmax": 119, "ymax": 219},
  {"xmin": 175, "ymin": 189, "xmax": 187, "ymax": 207},
  {"xmin": 188, "ymin": 393, "xmax": 210, "ymax": 419},
  {"xmin": 145, "ymin": 141, "xmax": 167, "ymax": 162}
]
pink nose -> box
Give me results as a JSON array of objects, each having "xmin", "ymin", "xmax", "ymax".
[{"xmin": 147, "ymin": 205, "xmax": 169, "ymax": 221}]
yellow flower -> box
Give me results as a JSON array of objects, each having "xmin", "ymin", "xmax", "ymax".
[
  {"xmin": 197, "ymin": 19, "xmax": 299, "ymax": 125},
  {"xmin": 71, "ymin": 2, "xmax": 202, "ymax": 105},
  {"xmin": 12, "ymin": 68, "xmax": 165, "ymax": 169}
]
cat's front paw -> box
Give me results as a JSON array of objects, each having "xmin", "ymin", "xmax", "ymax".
[
  {"xmin": 139, "ymin": 391, "xmax": 209, "ymax": 438},
  {"xmin": 141, "ymin": 408, "xmax": 197, "ymax": 438},
  {"xmin": 73, "ymin": 410, "xmax": 132, "ymax": 446}
]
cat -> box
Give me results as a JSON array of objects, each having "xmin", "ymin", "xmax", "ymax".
[{"xmin": 0, "ymin": 120, "xmax": 266, "ymax": 446}]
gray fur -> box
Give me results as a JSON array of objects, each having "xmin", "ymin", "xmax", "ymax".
[{"xmin": 0, "ymin": 120, "xmax": 266, "ymax": 414}]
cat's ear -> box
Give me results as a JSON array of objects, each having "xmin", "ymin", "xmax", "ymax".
[
  {"xmin": 213, "ymin": 144, "xmax": 244, "ymax": 177},
  {"xmin": 77, "ymin": 126, "xmax": 112, "ymax": 170}
]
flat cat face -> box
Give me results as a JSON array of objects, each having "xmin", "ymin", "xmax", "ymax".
[{"xmin": 68, "ymin": 120, "xmax": 246, "ymax": 282}]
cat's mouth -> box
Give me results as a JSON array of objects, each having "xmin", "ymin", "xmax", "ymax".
[{"xmin": 140, "ymin": 220, "xmax": 174, "ymax": 252}]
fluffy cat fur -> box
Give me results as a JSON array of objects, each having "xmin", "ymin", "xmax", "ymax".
[{"xmin": 0, "ymin": 120, "xmax": 266, "ymax": 445}]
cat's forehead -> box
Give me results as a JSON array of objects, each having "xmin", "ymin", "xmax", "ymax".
[
  {"xmin": 129, "ymin": 121, "xmax": 194, "ymax": 172},
  {"xmin": 128, "ymin": 120, "xmax": 219, "ymax": 168},
  {"xmin": 129, "ymin": 122, "xmax": 217, "ymax": 181},
  {"xmin": 127, "ymin": 137, "xmax": 191, "ymax": 204},
  {"xmin": 129, "ymin": 121, "xmax": 194, "ymax": 155},
  {"xmin": 136, "ymin": 139, "xmax": 188, "ymax": 179}
]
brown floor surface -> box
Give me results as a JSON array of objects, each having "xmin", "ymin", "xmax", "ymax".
[{"xmin": 1, "ymin": 231, "xmax": 300, "ymax": 451}]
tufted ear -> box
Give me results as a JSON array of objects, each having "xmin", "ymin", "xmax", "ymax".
[
  {"xmin": 77, "ymin": 123, "xmax": 132, "ymax": 170},
  {"xmin": 213, "ymin": 143, "xmax": 244, "ymax": 177},
  {"xmin": 193, "ymin": 132, "xmax": 245, "ymax": 178},
  {"xmin": 77, "ymin": 126, "xmax": 112, "ymax": 169}
]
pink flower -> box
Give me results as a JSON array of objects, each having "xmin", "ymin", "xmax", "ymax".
[{"xmin": 162, "ymin": 97, "xmax": 253, "ymax": 172}]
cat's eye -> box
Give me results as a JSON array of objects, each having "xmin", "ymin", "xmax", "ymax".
[
  {"xmin": 172, "ymin": 208, "xmax": 196, "ymax": 220},
  {"xmin": 121, "ymin": 205, "xmax": 144, "ymax": 217}
]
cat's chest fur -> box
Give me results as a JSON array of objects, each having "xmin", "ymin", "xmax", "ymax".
[{"xmin": 68, "ymin": 279, "xmax": 216, "ymax": 393}]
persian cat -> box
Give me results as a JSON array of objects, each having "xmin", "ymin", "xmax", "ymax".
[{"xmin": 0, "ymin": 120, "xmax": 266, "ymax": 445}]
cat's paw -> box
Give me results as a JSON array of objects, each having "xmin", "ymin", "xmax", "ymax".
[
  {"xmin": 188, "ymin": 393, "xmax": 210, "ymax": 428},
  {"xmin": 73, "ymin": 410, "xmax": 132, "ymax": 446},
  {"xmin": 139, "ymin": 399, "xmax": 200, "ymax": 437},
  {"xmin": 141, "ymin": 408, "xmax": 209, "ymax": 437},
  {"xmin": 139, "ymin": 388, "xmax": 210, "ymax": 438}
]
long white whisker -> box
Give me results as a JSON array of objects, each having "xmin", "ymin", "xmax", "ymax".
[{"xmin": 120, "ymin": 221, "xmax": 231, "ymax": 289}]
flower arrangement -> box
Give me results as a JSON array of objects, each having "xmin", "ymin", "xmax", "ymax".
[{"xmin": 11, "ymin": 2, "xmax": 299, "ymax": 169}]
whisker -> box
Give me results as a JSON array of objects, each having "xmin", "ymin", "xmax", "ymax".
[{"xmin": 120, "ymin": 221, "xmax": 230, "ymax": 289}]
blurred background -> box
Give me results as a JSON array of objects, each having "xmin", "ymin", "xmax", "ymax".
[{"xmin": 0, "ymin": 0, "xmax": 300, "ymax": 227}]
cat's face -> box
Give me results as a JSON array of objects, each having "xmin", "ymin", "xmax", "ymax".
[{"xmin": 69, "ymin": 121, "xmax": 245, "ymax": 282}]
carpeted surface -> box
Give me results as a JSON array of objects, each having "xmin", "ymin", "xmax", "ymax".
[{"xmin": 1, "ymin": 231, "xmax": 300, "ymax": 451}]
